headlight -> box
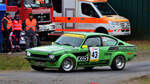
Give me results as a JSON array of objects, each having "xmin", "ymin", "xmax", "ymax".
[
  {"xmin": 26, "ymin": 52, "xmax": 31, "ymax": 56},
  {"xmin": 49, "ymin": 55, "xmax": 55, "ymax": 59},
  {"xmin": 109, "ymin": 21, "xmax": 120, "ymax": 27}
]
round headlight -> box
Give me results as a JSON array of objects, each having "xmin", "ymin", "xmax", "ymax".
[
  {"xmin": 49, "ymin": 55, "xmax": 55, "ymax": 59},
  {"xmin": 27, "ymin": 52, "xmax": 31, "ymax": 56}
]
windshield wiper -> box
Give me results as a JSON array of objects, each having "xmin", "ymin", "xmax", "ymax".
[
  {"xmin": 55, "ymin": 42, "xmax": 75, "ymax": 47},
  {"xmin": 55, "ymin": 42, "xmax": 62, "ymax": 45}
]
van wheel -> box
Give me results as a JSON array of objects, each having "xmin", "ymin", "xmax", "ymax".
[
  {"xmin": 31, "ymin": 65, "xmax": 45, "ymax": 71},
  {"xmin": 59, "ymin": 58, "xmax": 75, "ymax": 72},
  {"xmin": 111, "ymin": 56, "xmax": 126, "ymax": 70},
  {"xmin": 95, "ymin": 27, "xmax": 108, "ymax": 34}
]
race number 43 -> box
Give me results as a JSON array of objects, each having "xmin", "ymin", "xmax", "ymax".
[{"xmin": 89, "ymin": 47, "xmax": 99, "ymax": 62}]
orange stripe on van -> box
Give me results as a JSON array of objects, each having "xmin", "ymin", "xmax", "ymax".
[
  {"xmin": 56, "ymin": 29, "xmax": 113, "ymax": 32},
  {"xmin": 80, "ymin": 0, "xmax": 107, "ymax": 2},
  {"xmin": 56, "ymin": 29, "xmax": 95, "ymax": 32},
  {"xmin": 54, "ymin": 17, "xmax": 108, "ymax": 23}
]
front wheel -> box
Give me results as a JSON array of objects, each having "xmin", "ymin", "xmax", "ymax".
[
  {"xmin": 111, "ymin": 56, "xmax": 126, "ymax": 70},
  {"xmin": 59, "ymin": 58, "xmax": 75, "ymax": 72}
]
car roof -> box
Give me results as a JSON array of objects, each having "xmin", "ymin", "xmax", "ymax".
[{"xmin": 66, "ymin": 32, "xmax": 110, "ymax": 37}]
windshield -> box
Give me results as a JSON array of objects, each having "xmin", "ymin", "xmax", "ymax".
[
  {"xmin": 94, "ymin": 2, "xmax": 117, "ymax": 15},
  {"xmin": 55, "ymin": 35, "xmax": 84, "ymax": 47},
  {"xmin": 24, "ymin": 0, "xmax": 52, "ymax": 8}
]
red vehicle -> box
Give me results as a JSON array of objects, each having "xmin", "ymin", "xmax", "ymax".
[{"xmin": 2, "ymin": 0, "xmax": 55, "ymax": 40}]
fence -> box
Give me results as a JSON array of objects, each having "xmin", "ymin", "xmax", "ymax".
[{"xmin": 109, "ymin": 0, "xmax": 150, "ymax": 39}]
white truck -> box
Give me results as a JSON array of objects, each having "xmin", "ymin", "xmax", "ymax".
[{"xmin": 51, "ymin": 0, "xmax": 131, "ymax": 36}]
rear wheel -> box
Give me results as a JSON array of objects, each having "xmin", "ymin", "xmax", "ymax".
[
  {"xmin": 111, "ymin": 56, "xmax": 126, "ymax": 70},
  {"xmin": 31, "ymin": 65, "xmax": 45, "ymax": 71},
  {"xmin": 59, "ymin": 58, "xmax": 75, "ymax": 72}
]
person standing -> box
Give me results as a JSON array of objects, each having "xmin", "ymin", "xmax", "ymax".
[
  {"xmin": 12, "ymin": 12, "xmax": 23, "ymax": 52},
  {"xmin": 1, "ymin": 13, "xmax": 12, "ymax": 53},
  {"xmin": 23, "ymin": 13, "xmax": 39, "ymax": 49}
]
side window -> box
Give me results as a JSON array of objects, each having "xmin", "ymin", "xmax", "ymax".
[
  {"xmin": 84, "ymin": 37, "xmax": 101, "ymax": 47},
  {"xmin": 81, "ymin": 3, "xmax": 99, "ymax": 18},
  {"xmin": 101, "ymin": 36, "xmax": 117, "ymax": 46},
  {"xmin": 7, "ymin": 0, "xmax": 21, "ymax": 7},
  {"xmin": 52, "ymin": 0, "xmax": 62, "ymax": 13}
]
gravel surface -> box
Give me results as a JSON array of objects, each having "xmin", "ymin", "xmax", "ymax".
[{"xmin": 0, "ymin": 60, "xmax": 150, "ymax": 84}]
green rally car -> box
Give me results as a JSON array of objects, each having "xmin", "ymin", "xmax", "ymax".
[{"xmin": 25, "ymin": 32, "xmax": 136, "ymax": 72}]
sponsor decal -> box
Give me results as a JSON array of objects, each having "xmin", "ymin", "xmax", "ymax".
[
  {"xmin": 77, "ymin": 56, "xmax": 88, "ymax": 62},
  {"xmin": 89, "ymin": 47, "xmax": 99, "ymax": 62},
  {"xmin": 109, "ymin": 46, "xmax": 136, "ymax": 51},
  {"xmin": 118, "ymin": 46, "xmax": 136, "ymax": 51}
]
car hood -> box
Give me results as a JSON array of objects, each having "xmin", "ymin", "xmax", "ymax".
[
  {"xmin": 103, "ymin": 15, "xmax": 129, "ymax": 22},
  {"xmin": 27, "ymin": 45, "xmax": 76, "ymax": 54}
]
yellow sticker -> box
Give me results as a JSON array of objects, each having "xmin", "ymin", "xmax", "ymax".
[
  {"xmin": 64, "ymin": 34, "xmax": 85, "ymax": 39},
  {"xmin": 89, "ymin": 47, "xmax": 99, "ymax": 62}
]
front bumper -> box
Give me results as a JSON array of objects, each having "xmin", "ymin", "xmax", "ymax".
[
  {"xmin": 25, "ymin": 57, "xmax": 59, "ymax": 68},
  {"xmin": 39, "ymin": 23, "xmax": 55, "ymax": 32},
  {"xmin": 109, "ymin": 28, "xmax": 131, "ymax": 36}
]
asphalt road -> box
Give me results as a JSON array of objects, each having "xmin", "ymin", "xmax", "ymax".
[{"xmin": 0, "ymin": 60, "xmax": 150, "ymax": 84}]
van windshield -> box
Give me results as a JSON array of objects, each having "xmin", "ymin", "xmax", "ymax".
[
  {"xmin": 24, "ymin": 0, "xmax": 52, "ymax": 8},
  {"xmin": 94, "ymin": 2, "xmax": 117, "ymax": 15}
]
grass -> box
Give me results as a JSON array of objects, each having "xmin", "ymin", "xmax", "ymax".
[
  {"xmin": 127, "ymin": 40, "xmax": 150, "ymax": 50},
  {"xmin": 122, "ymin": 75, "xmax": 150, "ymax": 84},
  {"xmin": 0, "ymin": 53, "xmax": 31, "ymax": 71}
]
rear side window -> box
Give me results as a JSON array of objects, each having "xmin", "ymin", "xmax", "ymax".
[
  {"xmin": 84, "ymin": 37, "xmax": 101, "ymax": 47},
  {"xmin": 101, "ymin": 36, "xmax": 117, "ymax": 46},
  {"xmin": 81, "ymin": 3, "xmax": 99, "ymax": 18}
]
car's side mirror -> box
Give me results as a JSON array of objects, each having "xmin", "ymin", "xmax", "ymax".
[{"xmin": 82, "ymin": 45, "xmax": 88, "ymax": 48}]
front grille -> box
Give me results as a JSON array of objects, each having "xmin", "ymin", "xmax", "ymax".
[
  {"xmin": 121, "ymin": 30, "xmax": 130, "ymax": 32},
  {"xmin": 31, "ymin": 54, "xmax": 48, "ymax": 59},
  {"xmin": 120, "ymin": 22, "xmax": 130, "ymax": 29},
  {"xmin": 33, "ymin": 13, "xmax": 50, "ymax": 23}
]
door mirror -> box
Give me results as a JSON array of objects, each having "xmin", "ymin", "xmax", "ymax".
[{"xmin": 82, "ymin": 45, "xmax": 88, "ymax": 49}]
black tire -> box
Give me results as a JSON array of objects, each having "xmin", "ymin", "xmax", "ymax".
[
  {"xmin": 84, "ymin": 67, "xmax": 94, "ymax": 70},
  {"xmin": 31, "ymin": 65, "xmax": 45, "ymax": 71},
  {"xmin": 59, "ymin": 58, "xmax": 75, "ymax": 72},
  {"xmin": 111, "ymin": 56, "xmax": 126, "ymax": 70},
  {"xmin": 95, "ymin": 28, "xmax": 108, "ymax": 34}
]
